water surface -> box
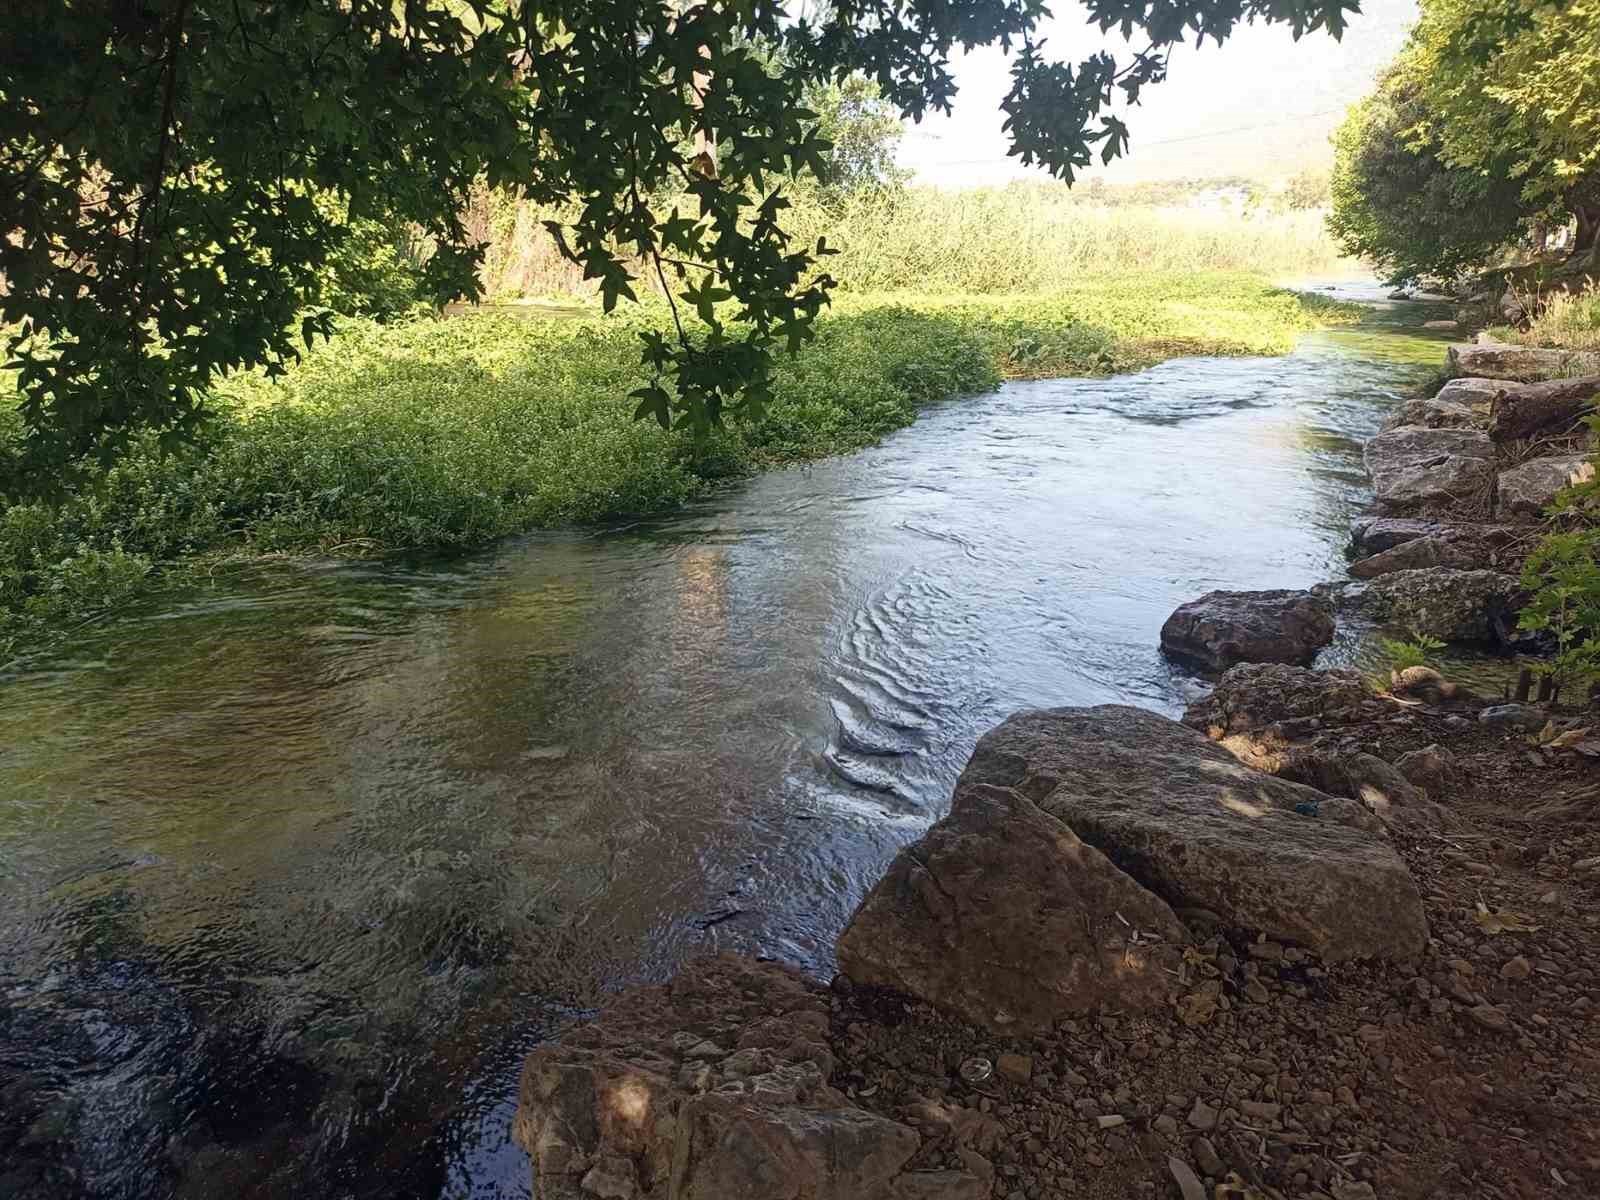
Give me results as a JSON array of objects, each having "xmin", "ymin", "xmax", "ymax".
[{"xmin": 1, "ymin": 285, "xmax": 1456, "ymax": 1199}]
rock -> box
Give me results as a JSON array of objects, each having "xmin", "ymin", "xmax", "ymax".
[
  {"xmin": 1497, "ymin": 454, "xmax": 1590, "ymax": 518},
  {"xmin": 1168, "ymin": 1157, "xmax": 1207, "ymax": 1200},
  {"xmin": 1276, "ymin": 749, "xmax": 1445, "ymax": 830},
  {"xmin": 1348, "ymin": 535, "xmax": 1490, "ymax": 579},
  {"xmin": 1394, "ymin": 744, "xmax": 1459, "ymax": 795},
  {"xmin": 513, "ymin": 954, "xmax": 926, "ymax": 1200},
  {"xmin": 1191, "ymin": 1136, "xmax": 1225, "ymax": 1178},
  {"xmin": 836, "ymin": 783, "xmax": 1186, "ymax": 1034},
  {"xmin": 1478, "ymin": 704, "xmax": 1547, "ymax": 733},
  {"xmin": 1381, "ymin": 395, "xmax": 1479, "ymax": 432},
  {"xmin": 1187, "ymin": 1099, "xmax": 1219, "ymax": 1131},
  {"xmin": 891, "ymin": 1172, "xmax": 990, "ymax": 1200},
  {"xmin": 1349, "ymin": 516, "xmax": 1441, "ymax": 556},
  {"xmin": 1500, "ymin": 289, "xmax": 1529, "ymax": 327},
  {"xmin": 1388, "ymin": 666, "xmax": 1481, "ymax": 707},
  {"xmin": 1448, "ymin": 343, "xmax": 1600, "ymax": 383},
  {"xmin": 1363, "ymin": 568, "xmax": 1524, "ymax": 644},
  {"xmin": 1422, "ymin": 319, "xmax": 1459, "ymax": 330},
  {"xmin": 1435, "ymin": 377, "xmax": 1505, "ymax": 406},
  {"xmin": 995, "ymin": 1054, "xmax": 1033, "ymax": 1086},
  {"xmin": 959, "ymin": 707, "xmax": 1428, "ymax": 962},
  {"xmin": 1468, "ymin": 1003, "xmax": 1512, "ymax": 1032},
  {"xmin": 1364, "ymin": 426, "xmax": 1495, "ymax": 513},
  {"xmin": 1159, "ymin": 589, "xmax": 1335, "ymax": 672},
  {"xmin": 1387, "ymin": 288, "xmax": 1412, "ymax": 300},
  {"xmin": 1499, "ymin": 955, "xmax": 1532, "ymax": 981},
  {"xmin": 1333, "ymin": 1184, "xmax": 1378, "ymax": 1200},
  {"xmin": 1182, "ymin": 664, "xmax": 1370, "ymax": 740},
  {"xmin": 1487, "ymin": 376, "xmax": 1600, "ymax": 441}
]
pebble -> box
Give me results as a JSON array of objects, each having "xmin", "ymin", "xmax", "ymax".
[
  {"xmin": 1187, "ymin": 1099, "xmax": 1219, "ymax": 1132},
  {"xmin": 996, "ymin": 1053, "xmax": 1034, "ymax": 1085},
  {"xmin": 1479, "ymin": 704, "xmax": 1547, "ymax": 732},
  {"xmin": 1469, "ymin": 1004, "xmax": 1511, "ymax": 1032},
  {"xmin": 1500, "ymin": 956, "xmax": 1532, "ymax": 981},
  {"xmin": 1168, "ymin": 1156, "xmax": 1207, "ymax": 1200},
  {"xmin": 1191, "ymin": 1135, "xmax": 1225, "ymax": 1177},
  {"xmin": 1096, "ymin": 1114, "xmax": 1125, "ymax": 1130},
  {"xmin": 1240, "ymin": 1100, "xmax": 1282, "ymax": 1121},
  {"xmin": 1153, "ymin": 1114, "xmax": 1180, "ymax": 1137}
]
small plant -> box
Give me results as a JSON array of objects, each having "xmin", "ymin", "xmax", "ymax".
[
  {"xmin": 1378, "ymin": 630, "xmax": 1447, "ymax": 672},
  {"xmin": 1517, "ymin": 529, "xmax": 1600, "ymax": 702}
]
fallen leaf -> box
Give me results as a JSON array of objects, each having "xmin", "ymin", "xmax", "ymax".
[{"xmin": 1474, "ymin": 900, "xmax": 1541, "ymax": 935}]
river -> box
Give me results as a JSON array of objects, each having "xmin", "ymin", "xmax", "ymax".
[{"xmin": 0, "ymin": 284, "xmax": 1456, "ymax": 1199}]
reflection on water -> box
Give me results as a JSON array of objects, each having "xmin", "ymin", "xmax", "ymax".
[{"xmin": 0, "ymin": 286, "xmax": 1460, "ymax": 1198}]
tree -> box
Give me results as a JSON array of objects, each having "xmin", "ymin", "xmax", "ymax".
[
  {"xmin": 804, "ymin": 75, "xmax": 907, "ymax": 198},
  {"xmin": 1281, "ymin": 167, "xmax": 1331, "ymax": 211},
  {"xmin": 1402, "ymin": 0, "xmax": 1600, "ymax": 259},
  {"xmin": 2, "ymin": 0, "xmax": 1361, "ymax": 484},
  {"xmin": 1327, "ymin": 66, "xmax": 1526, "ymax": 284}
]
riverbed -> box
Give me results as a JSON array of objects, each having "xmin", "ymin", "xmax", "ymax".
[{"xmin": 0, "ymin": 285, "xmax": 1455, "ymax": 1199}]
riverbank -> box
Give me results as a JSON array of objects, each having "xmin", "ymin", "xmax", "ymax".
[
  {"xmin": 0, "ymin": 274, "xmax": 1354, "ymax": 663},
  {"xmin": 506, "ymin": 324, "xmax": 1600, "ymax": 1200}
]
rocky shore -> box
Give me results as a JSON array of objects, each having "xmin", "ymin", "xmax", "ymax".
[{"xmin": 510, "ymin": 338, "xmax": 1600, "ymax": 1199}]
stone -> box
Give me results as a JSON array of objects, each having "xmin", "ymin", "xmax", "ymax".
[
  {"xmin": 1276, "ymin": 749, "xmax": 1445, "ymax": 830},
  {"xmin": 891, "ymin": 1172, "xmax": 990, "ymax": 1200},
  {"xmin": 1159, "ymin": 589, "xmax": 1335, "ymax": 672},
  {"xmin": 1479, "ymin": 704, "xmax": 1547, "ymax": 733},
  {"xmin": 1348, "ymin": 516, "xmax": 1440, "ymax": 556},
  {"xmin": 1187, "ymin": 1099, "xmax": 1219, "ymax": 1131},
  {"xmin": 959, "ymin": 707, "xmax": 1429, "ymax": 962},
  {"xmin": 513, "ymin": 955, "xmax": 926, "ymax": 1200},
  {"xmin": 836, "ymin": 783, "xmax": 1187, "ymax": 1034},
  {"xmin": 1388, "ymin": 666, "xmax": 1481, "ymax": 707},
  {"xmin": 1435, "ymin": 378, "xmax": 1505, "ymax": 407},
  {"xmin": 1500, "ymin": 956, "xmax": 1532, "ymax": 981},
  {"xmin": 1191, "ymin": 1136, "xmax": 1225, "ymax": 1177},
  {"xmin": 1422, "ymin": 318, "xmax": 1459, "ymax": 330},
  {"xmin": 995, "ymin": 1054, "xmax": 1033, "ymax": 1086},
  {"xmin": 1363, "ymin": 568, "xmax": 1523, "ymax": 644},
  {"xmin": 1347, "ymin": 535, "xmax": 1492, "ymax": 579},
  {"xmin": 1447, "ymin": 343, "xmax": 1600, "ymax": 383},
  {"xmin": 1169, "ymin": 1157, "xmax": 1207, "ymax": 1200},
  {"xmin": 1497, "ymin": 454, "xmax": 1591, "ymax": 518},
  {"xmin": 1381, "ymin": 395, "xmax": 1480, "ymax": 432},
  {"xmin": 1333, "ymin": 1184, "xmax": 1378, "ymax": 1200},
  {"xmin": 1153, "ymin": 1114, "xmax": 1180, "ymax": 1137},
  {"xmin": 1182, "ymin": 663, "xmax": 1369, "ymax": 742},
  {"xmin": 1468, "ymin": 1004, "xmax": 1511, "ymax": 1032},
  {"xmin": 1487, "ymin": 376, "xmax": 1600, "ymax": 441},
  {"xmin": 1364, "ymin": 427, "xmax": 1495, "ymax": 513},
  {"xmin": 1394, "ymin": 745, "xmax": 1459, "ymax": 796}
]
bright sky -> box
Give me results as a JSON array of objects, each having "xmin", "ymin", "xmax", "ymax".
[{"xmin": 898, "ymin": 0, "xmax": 1417, "ymax": 186}]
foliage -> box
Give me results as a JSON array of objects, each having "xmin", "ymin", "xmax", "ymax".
[
  {"xmin": 803, "ymin": 76, "xmax": 908, "ymax": 198},
  {"xmin": 2, "ymin": 0, "xmax": 1362, "ymax": 483},
  {"xmin": 1280, "ymin": 168, "xmax": 1331, "ymax": 211},
  {"xmin": 1497, "ymin": 280, "xmax": 1600, "ymax": 352},
  {"xmin": 1327, "ymin": 66, "xmax": 1526, "ymax": 285},
  {"xmin": 1378, "ymin": 630, "xmax": 1446, "ymax": 672},
  {"xmin": 1402, "ymin": 0, "xmax": 1600, "ymax": 237},
  {"xmin": 0, "ymin": 279, "xmax": 1352, "ymax": 659},
  {"xmin": 1517, "ymin": 529, "xmax": 1600, "ymax": 696}
]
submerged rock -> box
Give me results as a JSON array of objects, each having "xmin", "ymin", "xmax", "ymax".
[
  {"xmin": 1448, "ymin": 343, "xmax": 1600, "ymax": 383},
  {"xmin": 1363, "ymin": 567, "xmax": 1523, "ymax": 643},
  {"xmin": 837, "ymin": 783, "xmax": 1186, "ymax": 1033},
  {"xmin": 1497, "ymin": 454, "xmax": 1590, "ymax": 518},
  {"xmin": 956, "ymin": 706, "xmax": 1428, "ymax": 962},
  {"xmin": 1159, "ymin": 589, "xmax": 1334, "ymax": 672},
  {"xmin": 1364, "ymin": 426, "xmax": 1495, "ymax": 513},
  {"xmin": 512, "ymin": 954, "xmax": 968, "ymax": 1200}
]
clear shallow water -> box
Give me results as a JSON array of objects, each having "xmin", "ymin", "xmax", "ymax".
[{"xmin": 1, "ymin": 286, "xmax": 1460, "ymax": 1199}]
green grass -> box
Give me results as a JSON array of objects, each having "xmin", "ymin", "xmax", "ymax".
[
  {"xmin": 0, "ymin": 276, "xmax": 1356, "ymax": 662},
  {"xmin": 1495, "ymin": 279, "xmax": 1600, "ymax": 352}
]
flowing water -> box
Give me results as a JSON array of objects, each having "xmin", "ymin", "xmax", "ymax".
[{"xmin": 2, "ymin": 285, "xmax": 1464, "ymax": 1199}]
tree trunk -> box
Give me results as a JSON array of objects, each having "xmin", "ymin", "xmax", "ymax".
[{"xmin": 1574, "ymin": 205, "xmax": 1599, "ymax": 263}]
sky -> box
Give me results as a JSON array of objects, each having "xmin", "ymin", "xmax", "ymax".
[{"xmin": 897, "ymin": 0, "xmax": 1418, "ymax": 186}]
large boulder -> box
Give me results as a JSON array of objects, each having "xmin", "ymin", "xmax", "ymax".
[
  {"xmin": 1447, "ymin": 343, "xmax": 1600, "ymax": 383},
  {"xmin": 1364, "ymin": 426, "xmax": 1496, "ymax": 513},
  {"xmin": 513, "ymin": 955, "xmax": 972, "ymax": 1200},
  {"xmin": 1434, "ymin": 377, "xmax": 1505, "ymax": 407},
  {"xmin": 837, "ymin": 784, "xmax": 1186, "ymax": 1034},
  {"xmin": 1497, "ymin": 454, "xmax": 1590, "ymax": 518},
  {"xmin": 1348, "ymin": 534, "xmax": 1490, "ymax": 578},
  {"xmin": 1159, "ymin": 589, "xmax": 1335, "ymax": 672},
  {"xmin": 1487, "ymin": 376, "xmax": 1600, "ymax": 441},
  {"xmin": 1349, "ymin": 516, "xmax": 1442, "ymax": 556},
  {"xmin": 1275, "ymin": 749, "xmax": 1447, "ymax": 832},
  {"xmin": 1363, "ymin": 567, "xmax": 1524, "ymax": 643},
  {"xmin": 957, "ymin": 706, "xmax": 1428, "ymax": 962}
]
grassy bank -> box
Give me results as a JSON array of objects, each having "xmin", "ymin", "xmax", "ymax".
[
  {"xmin": 0, "ymin": 276, "xmax": 1355, "ymax": 661},
  {"xmin": 1496, "ymin": 280, "xmax": 1600, "ymax": 351}
]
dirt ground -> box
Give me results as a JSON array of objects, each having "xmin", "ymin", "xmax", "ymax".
[{"xmin": 827, "ymin": 702, "xmax": 1600, "ymax": 1200}]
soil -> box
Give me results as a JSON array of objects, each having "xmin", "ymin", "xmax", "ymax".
[{"xmin": 826, "ymin": 701, "xmax": 1600, "ymax": 1200}]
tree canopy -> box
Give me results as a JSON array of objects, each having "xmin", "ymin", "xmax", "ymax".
[
  {"xmin": 3, "ymin": 0, "xmax": 1360, "ymax": 482},
  {"xmin": 1328, "ymin": 0, "xmax": 1600, "ymax": 283}
]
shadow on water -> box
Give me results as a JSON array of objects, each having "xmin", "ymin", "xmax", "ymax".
[{"xmin": 0, "ymin": 283, "xmax": 1463, "ymax": 1198}]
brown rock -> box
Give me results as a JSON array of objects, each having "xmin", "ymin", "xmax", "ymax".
[
  {"xmin": 1363, "ymin": 568, "xmax": 1524, "ymax": 644},
  {"xmin": 1276, "ymin": 749, "xmax": 1447, "ymax": 830},
  {"xmin": 836, "ymin": 783, "xmax": 1186, "ymax": 1034},
  {"xmin": 1497, "ymin": 454, "xmax": 1590, "ymax": 519},
  {"xmin": 1181, "ymin": 664, "xmax": 1370, "ymax": 743},
  {"xmin": 1364, "ymin": 426, "xmax": 1495, "ymax": 513},
  {"xmin": 1160, "ymin": 589, "xmax": 1335, "ymax": 672},
  {"xmin": 961, "ymin": 707, "xmax": 1427, "ymax": 961},
  {"xmin": 1394, "ymin": 744, "xmax": 1460, "ymax": 796},
  {"xmin": 1447, "ymin": 343, "xmax": 1600, "ymax": 382},
  {"xmin": 1487, "ymin": 375, "xmax": 1600, "ymax": 440}
]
